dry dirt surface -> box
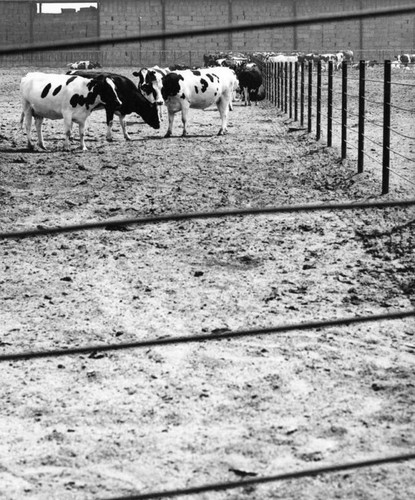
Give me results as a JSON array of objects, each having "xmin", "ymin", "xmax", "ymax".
[{"xmin": 0, "ymin": 66, "xmax": 415, "ymax": 500}]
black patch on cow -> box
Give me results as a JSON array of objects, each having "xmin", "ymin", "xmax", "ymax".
[
  {"xmin": 194, "ymin": 86, "xmax": 199, "ymax": 94},
  {"xmin": 200, "ymin": 78, "xmax": 209, "ymax": 93},
  {"xmin": 180, "ymin": 93, "xmax": 186, "ymax": 99},
  {"xmin": 69, "ymin": 81, "xmax": 101, "ymax": 110},
  {"xmin": 191, "ymin": 70, "xmax": 201, "ymax": 76},
  {"xmin": 41, "ymin": 83, "xmax": 52, "ymax": 98},
  {"xmin": 66, "ymin": 76, "xmax": 77, "ymax": 85},
  {"xmin": 52, "ymin": 85, "xmax": 62, "ymax": 96},
  {"xmin": 206, "ymin": 74, "xmax": 215, "ymax": 82},
  {"xmin": 161, "ymin": 73, "xmax": 184, "ymax": 100}
]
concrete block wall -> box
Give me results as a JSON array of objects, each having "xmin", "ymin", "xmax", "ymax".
[
  {"xmin": 0, "ymin": 1, "xmax": 34, "ymax": 45},
  {"xmin": 33, "ymin": 9, "xmax": 98, "ymax": 43},
  {"xmin": 99, "ymin": 0, "xmax": 414, "ymax": 65},
  {"xmin": 0, "ymin": 0, "xmax": 413, "ymax": 65}
]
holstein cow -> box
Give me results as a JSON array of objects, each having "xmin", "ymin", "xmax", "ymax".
[
  {"xmin": 237, "ymin": 63, "xmax": 263, "ymax": 106},
  {"xmin": 20, "ymin": 72, "xmax": 121, "ymax": 151},
  {"xmin": 133, "ymin": 65, "xmax": 171, "ymax": 120},
  {"xmin": 395, "ymin": 54, "xmax": 415, "ymax": 67},
  {"xmin": 161, "ymin": 66, "xmax": 237, "ymax": 137},
  {"xmin": 67, "ymin": 70, "xmax": 160, "ymax": 140},
  {"xmin": 67, "ymin": 61, "xmax": 102, "ymax": 70}
]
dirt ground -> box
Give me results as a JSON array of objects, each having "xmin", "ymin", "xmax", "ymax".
[{"xmin": 0, "ymin": 66, "xmax": 414, "ymax": 500}]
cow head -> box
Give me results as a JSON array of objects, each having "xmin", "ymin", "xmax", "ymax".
[
  {"xmin": 132, "ymin": 90, "xmax": 160, "ymax": 130},
  {"xmin": 136, "ymin": 70, "xmax": 164, "ymax": 106}
]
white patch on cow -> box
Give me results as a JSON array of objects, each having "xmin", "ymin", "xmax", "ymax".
[
  {"xmin": 162, "ymin": 67, "xmax": 237, "ymax": 138},
  {"xmin": 20, "ymin": 72, "xmax": 116, "ymax": 151}
]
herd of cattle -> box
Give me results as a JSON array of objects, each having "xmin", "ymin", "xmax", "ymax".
[
  {"xmin": 20, "ymin": 59, "xmax": 265, "ymax": 150},
  {"xmin": 19, "ymin": 49, "xmax": 415, "ymax": 151}
]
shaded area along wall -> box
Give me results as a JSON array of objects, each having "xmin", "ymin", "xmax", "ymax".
[{"xmin": 0, "ymin": 0, "xmax": 413, "ymax": 66}]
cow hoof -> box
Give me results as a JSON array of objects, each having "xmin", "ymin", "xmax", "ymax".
[
  {"xmin": 164, "ymin": 133, "xmax": 171, "ymax": 138},
  {"xmin": 106, "ymin": 137, "xmax": 114, "ymax": 142},
  {"xmin": 217, "ymin": 129, "xmax": 227, "ymax": 136}
]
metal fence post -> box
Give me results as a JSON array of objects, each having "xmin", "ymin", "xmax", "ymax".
[
  {"xmin": 358, "ymin": 60, "xmax": 366, "ymax": 173},
  {"xmin": 294, "ymin": 62, "xmax": 298, "ymax": 122},
  {"xmin": 274, "ymin": 62, "xmax": 277, "ymax": 105},
  {"xmin": 327, "ymin": 60, "xmax": 333, "ymax": 147},
  {"xmin": 382, "ymin": 60, "xmax": 391, "ymax": 195},
  {"xmin": 341, "ymin": 60, "xmax": 348, "ymax": 160},
  {"xmin": 284, "ymin": 62, "xmax": 288, "ymax": 114},
  {"xmin": 308, "ymin": 61, "xmax": 313, "ymax": 133},
  {"xmin": 300, "ymin": 62, "xmax": 305, "ymax": 126},
  {"xmin": 289, "ymin": 62, "xmax": 293, "ymax": 119},
  {"xmin": 316, "ymin": 60, "xmax": 321, "ymax": 141}
]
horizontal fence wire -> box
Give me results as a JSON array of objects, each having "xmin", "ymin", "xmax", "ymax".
[
  {"xmin": 364, "ymin": 135, "xmax": 385, "ymax": 149},
  {"xmin": 390, "ymin": 103, "xmax": 415, "ymax": 113},
  {"xmin": 389, "ymin": 127, "xmax": 415, "ymax": 141},
  {"xmin": 100, "ymin": 452, "xmax": 415, "ymax": 500},
  {"xmin": 1, "ymin": 5, "xmax": 415, "ymax": 56},
  {"xmin": 389, "ymin": 80, "xmax": 415, "ymax": 88},
  {"xmin": 386, "ymin": 168, "xmax": 415, "ymax": 188},
  {"xmin": 1, "ymin": 200, "xmax": 415, "ymax": 241},
  {"xmin": 360, "ymin": 148, "xmax": 384, "ymax": 168},
  {"xmin": 1, "ymin": 310, "xmax": 414, "ymax": 363},
  {"xmin": 389, "ymin": 148, "xmax": 415, "ymax": 163}
]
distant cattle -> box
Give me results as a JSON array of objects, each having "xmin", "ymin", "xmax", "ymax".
[
  {"xmin": 20, "ymin": 72, "xmax": 122, "ymax": 151},
  {"xmin": 67, "ymin": 70, "xmax": 160, "ymax": 140},
  {"xmin": 237, "ymin": 63, "xmax": 263, "ymax": 106},
  {"xmin": 395, "ymin": 54, "xmax": 415, "ymax": 67},
  {"xmin": 161, "ymin": 67, "xmax": 238, "ymax": 137},
  {"xmin": 67, "ymin": 61, "xmax": 101, "ymax": 70},
  {"xmin": 267, "ymin": 54, "xmax": 299, "ymax": 64},
  {"xmin": 352, "ymin": 60, "xmax": 378, "ymax": 70}
]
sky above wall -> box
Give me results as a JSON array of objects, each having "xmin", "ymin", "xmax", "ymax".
[{"xmin": 39, "ymin": 3, "xmax": 97, "ymax": 13}]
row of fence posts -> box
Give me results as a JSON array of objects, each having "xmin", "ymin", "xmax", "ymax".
[{"xmin": 264, "ymin": 60, "xmax": 392, "ymax": 194}]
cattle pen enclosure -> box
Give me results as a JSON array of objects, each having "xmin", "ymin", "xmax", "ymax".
[{"xmin": 0, "ymin": 57, "xmax": 415, "ymax": 500}]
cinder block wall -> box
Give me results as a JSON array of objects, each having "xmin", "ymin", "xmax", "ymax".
[
  {"xmin": 0, "ymin": 0, "xmax": 413, "ymax": 65},
  {"xmin": 33, "ymin": 8, "xmax": 98, "ymax": 42},
  {"xmin": 99, "ymin": 0, "xmax": 415, "ymax": 65}
]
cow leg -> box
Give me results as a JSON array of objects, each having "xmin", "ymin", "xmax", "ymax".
[
  {"xmin": 118, "ymin": 114, "xmax": 131, "ymax": 141},
  {"xmin": 217, "ymin": 97, "xmax": 230, "ymax": 136},
  {"xmin": 243, "ymin": 88, "xmax": 251, "ymax": 106},
  {"xmin": 23, "ymin": 110, "xmax": 34, "ymax": 150},
  {"xmin": 62, "ymin": 114, "xmax": 73, "ymax": 151},
  {"xmin": 106, "ymin": 109, "xmax": 115, "ymax": 142},
  {"xmin": 164, "ymin": 110, "xmax": 175, "ymax": 138},
  {"xmin": 181, "ymin": 103, "xmax": 190, "ymax": 137},
  {"xmin": 34, "ymin": 116, "xmax": 46, "ymax": 150},
  {"xmin": 78, "ymin": 122, "xmax": 88, "ymax": 151}
]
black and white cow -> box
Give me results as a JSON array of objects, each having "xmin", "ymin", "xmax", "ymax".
[
  {"xmin": 68, "ymin": 61, "xmax": 101, "ymax": 70},
  {"xmin": 20, "ymin": 72, "xmax": 122, "ymax": 151},
  {"xmin": 67, "ymin": 70, "xmax": 160, "ymax": 140},
  {"xmin": 133, "ymin": 66, "xmax": 170, "ymax": 105},
  {"xmin": 160, "ymin": 67, "xmax": 238, "ymax": 137},
  {"xmin": 237, "ymin": 63, "xmax": 263, "ymax": 106}
]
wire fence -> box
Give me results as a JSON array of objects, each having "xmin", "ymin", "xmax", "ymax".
[
  {"xmin": 1, "ymin": 4, "xmax": 415, "ymax": 500},
  {"xmin": 261, "ymin": 59, "xmax": 415, "ymax": 194}
]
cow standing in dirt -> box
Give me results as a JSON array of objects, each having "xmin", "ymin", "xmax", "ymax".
[{"xmin": 237, "ymin": 63, "xmax": 263, "ymax": 106}]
